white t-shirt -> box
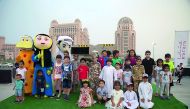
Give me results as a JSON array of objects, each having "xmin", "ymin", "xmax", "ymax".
[
  {"xmin": 16, "ymin": 68, "xmax": 27, "ymax": 79},
  {"xmin": 160, "ymin": 71, "xmax": 172, "ymax": 83},
  {"xmin": 154, "ymin": 66, "xmax": 162, "ymax": 80},
  {"xmin": 116, "ymin": 69, "xmax": 123, "ymax": 80},
  {"xmin": 123, "ymin": 71, "xmax": 132, "ymax": 84}
]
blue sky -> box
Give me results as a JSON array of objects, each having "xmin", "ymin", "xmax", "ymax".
[{"xmin": 0, "ymin": 0, "xmax": 190, "ymax": 59}]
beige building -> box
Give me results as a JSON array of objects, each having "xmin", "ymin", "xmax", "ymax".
[
  {"xmin": 115, "ymin": 17, "xmax": 136, "ymax": 57},
  {"xmin": 49, "ymin": 19, "xmax": 90, "ymax": 55},
  {"xmin": 0, "ymin": 36, "xmax": 19, "ymax": 63}
]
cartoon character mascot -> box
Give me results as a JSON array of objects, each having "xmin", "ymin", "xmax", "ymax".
[
  {"xmin": 32, "ymin": 34, "xmax": 53, "ymax": 97},
  {"xmin": 16, "ymin": 35, "xmax": 34, "ymax": 94},
  {"xmin": 56, "ymin": 36, "xmax": 73, "ymax": 60}
]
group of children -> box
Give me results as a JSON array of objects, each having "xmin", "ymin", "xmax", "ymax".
[{"xmin": 14, "ymin": 49, "xmax": 176, "ymax": 109}]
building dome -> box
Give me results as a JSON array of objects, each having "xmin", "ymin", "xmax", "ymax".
[
  {"xmin": 51, "ymin": 20, "xmax": 58, "ymax": 28},
  {"xmin": 75, "ymin": 18, "xmax": 81, "ymax": 24},
  {"xmin": 118, "ymin": 17, "xmax": 133, "ymax": 25}
]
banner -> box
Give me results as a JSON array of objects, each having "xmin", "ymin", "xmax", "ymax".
[{"xmin": 174, "ymin": 31, "xmax": 189, "ymax": 67}]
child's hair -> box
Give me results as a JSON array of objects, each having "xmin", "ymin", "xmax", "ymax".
[
  {"xmin": 64, "ymin": 51, "xmax": 69, "ymax": 54},
  {"xmin": 113, "ymin": 50, "xmax": 119, "ymax": 57},
  {"xmin": 80, "ymin": 58, "xmax": 86, "ymax": 62},
  {"xmin": 106, "ymin": 59, "xmax": 112, "ymax": 63},
  {"xmin": 163, "ymin": 64, "xmax": 170, "ymax": 70},
  {"xmin": 99, "ymin": 80, "xmax": 105, "ymax": 84},
  {"xmin": 106, "ymin": 50, "xmax": 112, "ymax": 57},
  {"xmin": 64, "ymin": 56, "xmax": 70, "ymax": 60},
  {"xmin": 37, "ymin": 70, "xmax": 43, "ymax": 75},
  {"xmin": 19, "ymin": 60, "xmax": 24, "ymax": 65},
  {"xmin": 128, "ymin": 49, "xmax": 136, "ymax": 57},
  {"xmin": 136, "ymin": 57, "xmax": 142, "ymax": 61},
  {"xmin": 165, "ymin": 53, "xmax": 171, "ymax": 58},
  {"xmin": 56, "ymin": 54, "xmax": 62, "ymax": 59},
  {"xmin": 156, "ymin": 58, "xmax": 163, "ymax": 65},
  {"xmin": 115, "ymin": 62, "xmax": 121, "ymax": 67},
  {"xmin": 82, "ymin": 80, "xmax": 90, "ymax": 87},
  {"xmin": 145, "ymin": 50, "xmax": 151, "ymax": 54},
  {"xmin": 125, "ymin": 58, "xmax": 130, "ymax": 62},
  {"xmin": 124, "ymin": 65, "xmax": 131, "ymax": 70},
  {"xmin": 102, "ymin": 50, "xmax": 107, "ymax": 53},
  {"xmin": 16, "ymin": 74, "xmax": 22, "ymax": 78},
  {"xmin": 114, "ymin": 80, "xmax": 121, "ymax": 87}
]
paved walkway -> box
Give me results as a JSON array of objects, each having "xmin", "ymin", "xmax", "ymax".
[{"xmin": 172, "ymin": 76, "xmax": 190, "ymax": 108}]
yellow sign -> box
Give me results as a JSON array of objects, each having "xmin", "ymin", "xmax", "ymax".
[
  {"xmin": 103, "ymin": 44, "xmax": 114, "ymax": 47},
  {"xmin": 79, "ymin": 45, "xmax": 88, "ymax": 47}
]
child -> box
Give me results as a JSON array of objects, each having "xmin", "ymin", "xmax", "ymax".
[
  {"xmin": 62, "ymin": 56, "xmax": 73, "ymax": 100},
  {"xmin": 89, "ymin": 55, "xmax": 101, "ymax": 91},
  {"xmin": 99, "ymin": 59, "xmax": 117, "ymax": 99},
  {"xmin": 77, "ymin": 58, "xmax": 89, "ymax": 87},
  {"xmin": 96, "ymin": 80, "xmax": 108, "ymax": 104},
  {"xmin": 123, "ymin": 58, "xmax": 132, "ymax": 70},
  {"xmin": 154, "ymin": 58, "xmax": 163, "ymax": 96},
  {"xmin": 112, "ymin": 50, "xmax": 123, "ymax": 67},
  {"xmin": 71, "ymin": 54, "xmax": 80, "ymax": 92},
  {"xmin": 176, "ymin": 63, "xmax": 183, "ymax": 85},
  {"xmin": 138, "ymin": 74, "xmax": 154, "ymax": 109},
  {"xmin": 142, "ymin": 50, "xmax": 155, "ymax": 83},
  {"xmin": 105, "ymin": 81, "xmax": 124, "ymax": 109},
  {"xmin": 16, "ymin": 60, "xmax": 27, "ymax": 82},
  {"xmin": 78, "ymin": 80, "xmax": 93, "ymax": 108},
  {"xmin": 132, "ymin": 58, "xmax": 145, "ymax": 92},
  {"xmin": 53, "ymin": 55, "xmax": 63, "ymax": 99},
  {"xmin": 126, "ymin": 49, "xmax": 137, "ymax": 66},
  {"xmin": 14, "ymin": 74, "xmax": 24, "ymax": 102},
  {"xmin": 16, "ymin": 60, "xmax": 27, "ymax": 100},
  {"xmin": 164, "ymin": 53, "xmax": 174, "ymax": 95},
  {"xmin": 36, "ymin": 70, "xmax": 46, "ymax": 98},
  {"xmin": 160, "ymin": 64, "xmax": 172, "ymax": 99},
  {"xmin": 115, "ymin": 63, "xmax": 123, "ymax": 86},
  {"xmin": 123, "ymin": 65, "xmax": 132, "ymax": 91},
  {"xmin": 123, "ymin": 83, "xmax": 139, "ymax": 109}
]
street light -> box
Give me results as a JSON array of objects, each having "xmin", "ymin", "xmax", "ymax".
[{"xmin": 152, "ymin": 42, "xmax": 156, "ymax": 59}]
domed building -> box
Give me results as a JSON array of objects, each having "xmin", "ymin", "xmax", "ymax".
[{"xmin": 115, "ymin": 17, "xmax": 136, "ymax": 56}]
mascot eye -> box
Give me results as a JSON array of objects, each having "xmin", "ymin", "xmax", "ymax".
[
  {"xmin": 37, "ymin": 37, "xmax": 41, "ymax": 40},
  {"xmin": 22, "ymin": 38, "xmax": 24, "ymax": 41},
  {"xmin": 69, "ymin": 45, "xmax": 71, "ymax": 48},
  {"xmin": 26, "ymin": 39, "xmax": 28, "ymax": 41},
  {"xmin": 45, "ymin": 37, "xmax": 49, "ymax": 41}
]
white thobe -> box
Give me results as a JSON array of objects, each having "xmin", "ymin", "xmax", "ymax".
[
  {"xmin": 99, "ymin": 65, "xmax": 117, "ymax": 98},
  {"xmin": 123, "ymin": 90, "xmax": 139, "ymax": 109},
  {"xmin": 138, "ymin": 82, "xmax": 154, "ymax": 109}
]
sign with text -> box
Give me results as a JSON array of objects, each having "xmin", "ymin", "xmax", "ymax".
[{"xmin": 174, "ymin": 31, "xmax": 189, "ymax": 67}]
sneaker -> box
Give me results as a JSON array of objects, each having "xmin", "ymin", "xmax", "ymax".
[
  {"xmin": 166, "ymin": 97, "xmax": 170, "ymax": 100},
  {"xmin": 65, "ymin": 95, "xmax": 69, "ymax": 101}
]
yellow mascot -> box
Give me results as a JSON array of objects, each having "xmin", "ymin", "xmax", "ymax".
[{"xmin": 16, "ymin": 35, "xmax": 34, "ymax": 94}]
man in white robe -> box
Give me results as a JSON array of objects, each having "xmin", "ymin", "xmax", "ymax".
[
  {"xmin": 99, "ymin": 59, "xmax": 117, "ymax": 98},
  {"xmin": 138, "ymin": 74, "xmax": 154, "ymax": 109},
  {"xmin": 123, "ymin": 83, "xmax": 139, "ymax": 109}
]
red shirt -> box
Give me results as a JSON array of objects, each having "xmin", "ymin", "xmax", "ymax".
[{"xmin": 77, "ymin": 65, "xmax": 89, "ymax": 80}]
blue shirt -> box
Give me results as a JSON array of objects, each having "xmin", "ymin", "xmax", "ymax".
[{"xmin": 96, "ymin": 86, "xmax": 108, "ymax": 97}]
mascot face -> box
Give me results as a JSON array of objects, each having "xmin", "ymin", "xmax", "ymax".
[
  {"xmin": 34, "ymin": 34, "xmax": 53, "ymax": 49},
  {"xmin": 57, "ymin": 36, "xmax": 73, "ymax": 52},
  {"xmin": 16, "ymin": 35, "xmax": 33, "ymax": 49}
]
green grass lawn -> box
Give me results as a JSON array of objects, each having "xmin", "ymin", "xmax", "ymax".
[{"xmin": 0, "ymin": 84, "xmax": 188, "ymax": 109}]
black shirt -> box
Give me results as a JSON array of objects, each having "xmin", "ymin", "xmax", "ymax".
[{"xmin": 142, "ymin": 58, "xmax": 155, "ymax": 75}]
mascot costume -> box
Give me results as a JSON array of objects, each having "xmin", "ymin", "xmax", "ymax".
[
  {"xmin": 56, "ymin": 36, "xmax": 73, "ymax": 60},
  {"xmin": 32, "ymin": 34, "xmax": 53, "ymax": 97},
  {"xmin": 16, "ymin": 35, "xmax": 34, "ymax": 94}
]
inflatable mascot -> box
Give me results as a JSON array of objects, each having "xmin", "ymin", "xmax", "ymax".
[
  {"xmin": 56, "ymin": 36, "xmax": 73, "ymax": 60},
  {"xmin": 16, "ymin": 35, "xmax": 34, "ymax": 94},
  {"xmin": 32, "ymin": 34, "xmax": 53, "ymax": 97}
]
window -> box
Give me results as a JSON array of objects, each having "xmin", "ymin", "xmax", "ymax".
[{"xmin": 123, "ymin": 31, "xmax": 128, "ymax": 36}]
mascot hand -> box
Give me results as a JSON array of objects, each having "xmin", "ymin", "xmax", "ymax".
[
  {"xmin": 37, "ymin": 52, "xmax": 42, "ymax": 59},
  {"xmin": 47, "ymin": 70, "xmax": 52, "ymax": 75}
]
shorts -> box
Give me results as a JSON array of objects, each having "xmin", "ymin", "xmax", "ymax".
[
  {"xmin": 15, "ymin": 89, "xmax": 22, "ymax": 96},
  {"xmin": 62, "ymin": 79, "xmax": 72, "ymax": 88},
  {"xmin": 170, "ymin": 80, "xmax": 174, "ymax": 86}
]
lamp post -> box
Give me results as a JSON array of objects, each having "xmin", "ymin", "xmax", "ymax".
[{"xmin": 152, "ymin": 42, "xmax": 156, "ymax": 59}]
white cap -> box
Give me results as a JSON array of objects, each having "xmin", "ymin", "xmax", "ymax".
[
  {"xmin": 143, "ymin": 73, "xmax": 148, "ymax": 77},
  {"xmin": 57, "ymin": 36, "xmax": 73, "ymax": 45}
]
